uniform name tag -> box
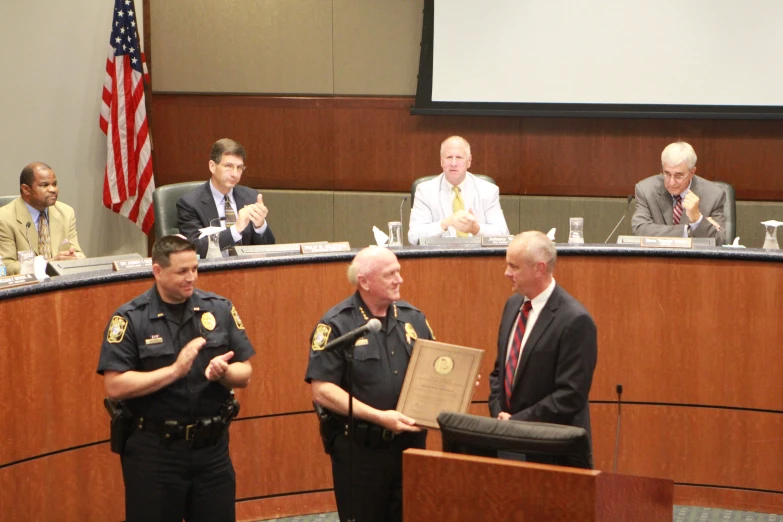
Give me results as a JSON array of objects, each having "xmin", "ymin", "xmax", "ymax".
[
  {"xmin": 145, "ymin": 336, "xmax": 164, "ymax": 345},
  {"xmin": 354, "ymin": 338, "xmax": 369, "ymax": 346}
]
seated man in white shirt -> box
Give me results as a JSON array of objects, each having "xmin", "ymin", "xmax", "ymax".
[
  {"xmin": 631, "ymin": 141, "xmax": 726, "ymax": 245},
  {"xmin": 408, "ymin": 136, "xmax": 509, "ymax": 245},
  {"xmin": 176, "ymin": 138, "xmax": 275, "ymax": 258}
]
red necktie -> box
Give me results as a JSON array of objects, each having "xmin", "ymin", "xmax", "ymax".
[
  {"xmin": 504, "ymin": 301, "xmax": 533, "ymax": 409},
  {"xmin": 673, "ymin": 195, "xmax": 683, "ymax": 225}
]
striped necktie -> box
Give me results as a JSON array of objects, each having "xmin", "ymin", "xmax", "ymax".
[
  {"xmin": 504, "ymin": 301, "xmax": 533, "ymax": 409},
  {"xmin": 673, "ymin": 195, "xmax": 683, "ymax": 225},
  {"xmin": 38, "ymin": 212, "xmax": 52, "ymax": 259},
  {"xmin": 224, "ymin": 195, "xmax": 236, "ymax": 227},
  {"xmin": 452, "ymin": 186, "xmax": 468, "ymax": 237}
]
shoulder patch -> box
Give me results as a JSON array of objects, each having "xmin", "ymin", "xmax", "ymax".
[
  {"xmin": 426, "ymin": 319, "xmax": 436, "ymax": 340},
  {"xmin": 107, "ymin": 316, "xmax": 128, "ymax": 344},
  {"xmin": 231, "ymin": 306, "xmax": 245, "ymax": 330},
  {"xmin": 312, "ymin": 323, "xmax": 332, "ymax": 351}
]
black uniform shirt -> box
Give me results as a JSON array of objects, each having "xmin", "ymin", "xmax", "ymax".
[
  {"xmin": 97, "ymin": 286, "xmax": 255, "ymax": 422},
  {"xmin": 305, "ymin": 292, "xmax": 434, "ymax": 412}
]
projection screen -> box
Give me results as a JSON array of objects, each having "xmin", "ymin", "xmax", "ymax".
[{"xmin": 412, "ymin": 0, "xmax": 783, "ymax": 119}]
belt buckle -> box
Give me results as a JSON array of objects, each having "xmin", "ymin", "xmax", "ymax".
[
  {"xmin": 382, "ymin": 429, "xmax": 394, "ymax": 442},
  {"xmin": 185, "ymin": 423, "xmax": 197, "ymax": 441}
]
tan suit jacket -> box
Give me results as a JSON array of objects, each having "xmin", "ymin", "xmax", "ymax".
[{"xmin": 0, "ymin": 197, "xmax": 84, "ymax": 275}]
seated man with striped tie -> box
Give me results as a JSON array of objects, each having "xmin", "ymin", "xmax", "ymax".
[
  {"xmin": 489, "ymin": 231, "xmax": 597, "ymax": 467},
  {"xmin": 408, "ymin": 135, "xmax": 509, "ymax": 245},
  {"xmin": 632, "ymin": 141, "xmax": 726, "ymax": 244},
  {"xmin": 0, "ymin": 162, "xmax": 85, "ymax": 275},
  {"xmin": 176, "ymin": 138, "xmax": 275, "ymax": 258}
]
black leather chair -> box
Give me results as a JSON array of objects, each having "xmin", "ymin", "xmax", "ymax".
[
  {"xmin": 713, "ymin": 181, "xmax": 736, "ymax": 244},
  {"xmin": 151, "ymin": 181, "xmax": 203, "ymax": 239},
  {"xmin": 410, "ymin": 174, "xmax": 496, "ymax": 205},
  {"xmin": 0, "ymin": 195, "xmax": 16, "ymax": 208}
]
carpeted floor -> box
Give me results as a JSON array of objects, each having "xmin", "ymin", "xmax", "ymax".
[{"xmin": 261, "ymin": 506, "xmax": 783, "ymax": 522}]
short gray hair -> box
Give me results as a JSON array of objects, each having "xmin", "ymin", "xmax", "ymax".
[
  {"xmin": 515, "ymin": 231, "xmax": 556, "ymax": 274},
  {"xmin": 661, "ymin": 141, "xmax": 697, "ymax": 170},
  {"xmin": 440, "ymin": 136, "xmax": 471, "ymax": 157}
]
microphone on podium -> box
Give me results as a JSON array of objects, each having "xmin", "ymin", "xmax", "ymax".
[
  {"xmin": 324, "ymin": 319, "xmax": 382, "ymax": 351},
  {"xmin": 613, "ymin": 383, "xmax": 623, "ymax": 473},
  {"xmin": 604, "ymin": 196, "xmax": 633, "ymax": 244}
]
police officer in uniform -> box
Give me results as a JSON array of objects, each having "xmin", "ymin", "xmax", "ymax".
[
  {"xmin": 305, "ymin": 246, "xmax": 435, "ymax": 522},
  {"xmin": 97, "ymin": 235, "xmax": 254, "ymax": 522}
]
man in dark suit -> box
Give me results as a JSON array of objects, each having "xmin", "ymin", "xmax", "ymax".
[
  {"xmin": 489, "ymin": 231, "xmax": 597, "ymax": 466},
  {"xmin": 177, "ymin": 138, "xmax": 275, "ymax": 258},
  {"xmin": 632, "ymin": 141, "xmax": 726, "ymax": 245}
]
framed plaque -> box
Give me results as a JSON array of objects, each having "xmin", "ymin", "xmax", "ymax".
[{"xmin": 396, "ymin": 339, "xmax": 484, "ymax": 429}]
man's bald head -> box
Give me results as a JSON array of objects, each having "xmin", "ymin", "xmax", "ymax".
[
  {"xmin": 347, "ymin": 246, "xmax": 403, "ymax": 313},
  {"xmin": 348, "ymin": 246, "xmax": 398, "ymax": 285}
]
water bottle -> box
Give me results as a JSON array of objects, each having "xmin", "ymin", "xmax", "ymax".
[{"xmin": 0, "ymin": 259, "xmax": 6, "ymax": 277}]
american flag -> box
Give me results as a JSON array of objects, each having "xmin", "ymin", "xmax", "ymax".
[{"xmin": 99, "ymin": 0, "xmax": 155, "ymax": 234}]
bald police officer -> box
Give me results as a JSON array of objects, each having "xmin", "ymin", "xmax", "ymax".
[
  {"xmin": 306, "ymin": 246, "xmax": 435, "ymax": 522},
  {"xmin": 97, "ymin": 235, "xmax": 254, "ymax": 522}
]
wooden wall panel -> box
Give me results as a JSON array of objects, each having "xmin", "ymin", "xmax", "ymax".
[
  {"xmin": 591, "ymin": 404, "xmax": 783, "ymax": 494},
  {"xmin": 0, "ymin": 444, "xmax": 123, "ymax": 521},
  {"xmin": 150, "ymin": 95, "xmax": 783, "ymax": 200},
  {"xmin": 150, "ymin": 96, "xmax": 335, "ymax": 190}
]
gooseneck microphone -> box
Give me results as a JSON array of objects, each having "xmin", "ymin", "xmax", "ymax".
[
  {"xmin": 613, "ymin": 383, "xmax": 623, "ymax": 473},
  {"xmin": 399, "ymin": 196, "xmax": 407, "ymax": 226},
  {"xmin": 24, "ymin": 222, "xmax": 34, "ymax": 251},
  {"xmin": 324, "ymin": 319, "xmax": 382, "ymax": 351},
  {"xmin": 604, "ymin": 196, "xmax": 633, "ymax": 244}
]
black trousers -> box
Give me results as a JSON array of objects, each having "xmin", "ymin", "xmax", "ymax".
[
  {"xmin": 121, "ymin": 430, "xmax": 236, "ymax": 522},
  {"xmin": 329, "ymin": 430, "xmax": 427, "ymax": 522}
]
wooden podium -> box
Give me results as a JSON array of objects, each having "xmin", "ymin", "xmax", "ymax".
[{"xmin": 403, "ymin": 449, "xmax": 673, "ymax": 522}]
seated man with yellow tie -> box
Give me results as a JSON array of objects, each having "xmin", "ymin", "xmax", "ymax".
[
  {"xmin": 632, "ymin": 141, "xmax": 726, "ymax": 244},
  {"xmin": 176, "ymin": 138, "xmax": 275, "ymax": 258},
  {"xmin": 408, "ymin": 136, "xmax": 509, "ymax": 245},
  {"xmin": 0, "ymin": 162, "xmax": 85, "ymax": 275}
]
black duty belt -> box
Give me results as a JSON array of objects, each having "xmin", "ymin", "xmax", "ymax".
[
  {"xmin": 134, "ymin": 415, "xmax": 227, "ymax": 448},
  {"xmin": 333, "ymin": 417, "xmax": 420, "ymax": 449}
]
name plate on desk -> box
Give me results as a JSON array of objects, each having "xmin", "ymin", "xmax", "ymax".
[
  {"xmin": 640, "ymin": 237, "xmax": 692, "ymax": 249},
  {"xmin": 300, "ymin": 242, "xmax": 351, "ymax": 254},
  {"xmin": 419, "ymin": 237, "xmax": 482, "ymax": 246},
  {"xmin": 481, "ymin": 236, "xmax": 515, "ymax": 247},
  {"xmin": 113, "ymin": 258, "xmax": 152, "ymax": 271},
  {"xmin": 0, "ymin": 273, "xmax": 39, "ymax": 289},
  {"xmin": 235, "ymin": 242, "xmax": 327, "ymax": 256}
]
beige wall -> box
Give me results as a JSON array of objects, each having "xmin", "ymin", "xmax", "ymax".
[
  {"xmin": 150, "ymin": 0, "xmax": 423, "ymax": 95},
  {"xmin": 0, "ymin": 0, "xmax": 148, "ymax": 258}
]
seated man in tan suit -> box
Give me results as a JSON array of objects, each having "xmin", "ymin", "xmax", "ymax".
[{"xmin": 0, "ymin": 162, "xmax": 84, "ymax": 274}]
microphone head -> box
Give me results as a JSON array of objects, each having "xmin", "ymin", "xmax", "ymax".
[
  {"xmin": 626, "ymin": 195, "xmax": 633, "ymax": 205},
  {"xmin": 26, "ymin": 221, "xmax": 31, "ymax": 229},
  {"xmin": 367, "ymin": 318, "xmax": 382, "ymax": 333}
]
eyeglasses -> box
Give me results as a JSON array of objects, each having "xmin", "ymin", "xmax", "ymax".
[
  {"xmin": 219, "ymin": 163, "xmax": 246, "ymax": 173},
  {"xmin": 662, "ymin": 172, "xmax": 688, "ymax": 182}
]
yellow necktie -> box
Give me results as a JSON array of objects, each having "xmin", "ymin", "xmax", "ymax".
[
  {"xmin": 452, "ymin": 186, "xmax": 468, "ymax": 237},
  {"xmin": 38, "ymin": 212, "xmax": 52, "ymax": 259}
]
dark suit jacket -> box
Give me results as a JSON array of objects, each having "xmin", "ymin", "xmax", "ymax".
[
  {"xmin": 176, "ymin": 182, "xmax": 275, "ymax": 258},
  {"xmin": 632, "ymin": 174, "xmax": 726, "ymax": 245},
  {"xmin": 489, "ymin": 285, "xmax": 597, "ymax": 444}
]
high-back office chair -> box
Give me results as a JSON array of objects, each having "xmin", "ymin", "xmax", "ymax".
[
  {"xmin": 410, "ymin": 175, "xmax": 497, "ymax": 205},
  {"xmin": 713, "ymin": 181, "xmax": 736, "ymax": 244},
  {"xmin": 0, "ymin": 195, "xmax": 16, "ymax": 208},
  {"xmin": 152, "ymin": 181, "xmax": 203, "ymax": 239}
]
